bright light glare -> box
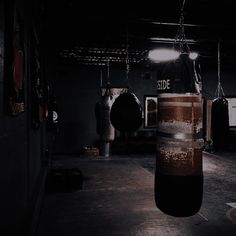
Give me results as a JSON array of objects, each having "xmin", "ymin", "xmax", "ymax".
[
  {"xmin": 189, "ymin": 52, "xmax": 198, "ymax": 60},
  {"xmin": 148, "ymin": 49, "xmax": 180, "ymax": 62}
]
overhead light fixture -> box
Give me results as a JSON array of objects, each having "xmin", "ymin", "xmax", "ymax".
[
  {"xmin": 189, "ymin": 52, "xmax": 199, "ymax": 60},
  {"xmin": 148, "ymin": 48, "xmax": 180, "ymax": 63}
]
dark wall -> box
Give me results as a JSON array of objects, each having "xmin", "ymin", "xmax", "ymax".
[
  {"xmin": 0, "ymin": 0, "xmax": 48, "ymax": 234},
  {"xmin": 202, "ymin": 70, "xmax": 236, "ymax": 100}
]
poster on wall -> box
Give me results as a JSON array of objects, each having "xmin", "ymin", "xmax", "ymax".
[
  {"xmin": 227, "ymin": 97, "xmax": 236, "ymax": 127},
  {"xmin": 31, "ymin": 28, "xmax": 49, "ymax": 129},
  {"xmin": 9, "ymin": 8, "xmax": 25, "ymax": 116}
]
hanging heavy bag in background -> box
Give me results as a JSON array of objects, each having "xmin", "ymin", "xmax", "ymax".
[
  {"xmin": 155, "ymin": 54, "xmax": 204, "ymax": 217},
  {"xmin": 110, "ymin": 92, "xmax": 142, "ymax": 133},
  {"xmin": 95, "ymin": 93, "xmax": 115, "ymax": 142},
  {"xmin": 211, "ymin": 97, "xmax": 229, "ymax": 150}
]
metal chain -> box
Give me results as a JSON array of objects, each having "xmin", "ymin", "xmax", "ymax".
[
  {"xmin": 105, "ymin": 59, "xmax": 112, "ymax": 97},
  {"xmin": 217, "ymin": 41, "xmax": 221, "ymax": 85},
  {"xmin": 107, "ymin": 59, "xmax": 110, "ymax": 85},
  {"xmin": 126, "ymin": 31, "xmax": 130, "ymax": 81},
  {"xmin": 215, "ymin": 41, "xmax": 225, "ymax": 98},
  {"xmin": 100, "ymin": 68, "xmax": 103, "ymax": 95},
  {"xmin": 174, "ymin": 0, "xmax": 190, "ymax": 53},
  {"xmin": 126, "ymin": 29, "xmax": 130, "ymax": 89}
]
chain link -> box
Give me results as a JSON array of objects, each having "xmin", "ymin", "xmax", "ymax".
[
  {"xmin": 174, "ymin": 0, "xmax": 190, "ymax": 53},
  {"xmin": 215, "ymin": 41, "xmax": 225, "ymax": 98},
  {"xmin": 126, "ymin": 30, "xmax": 130, "ymax": 81},
  {"xmin": 125, "ymin": 29, "xmax": 131, "ymax": 89},
  {"xmin": 107, "ymin": 59, "xmax": 110, "ymax": 85}
]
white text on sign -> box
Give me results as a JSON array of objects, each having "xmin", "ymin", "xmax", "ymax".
[{"xmin": 157, "ymin": 80, "xmax": 171, "ymax": 90}]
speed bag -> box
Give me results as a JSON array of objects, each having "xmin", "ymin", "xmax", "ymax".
[
  {"xmin": 110, "ymin": 92, "xmax": 142, "ymax": 132},
  {"xmin": 211, "ymin": 97, "xmax": 229, "ymax": 150}
]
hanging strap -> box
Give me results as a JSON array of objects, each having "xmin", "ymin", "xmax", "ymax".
[{"xmin": 215, "ymin": 41, "xmax": 225, "ymax": 99}]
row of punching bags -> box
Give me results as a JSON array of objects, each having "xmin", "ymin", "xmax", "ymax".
[
  {"xmin": 95, "ymin": 88, "xmax": 143, "ymax": 156},
  {"xmin": 96, "ymin": 54, "xmax": 205, "ymax": 217}
]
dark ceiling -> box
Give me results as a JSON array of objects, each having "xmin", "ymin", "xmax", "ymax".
[{"xmin": 42, "ymin": 0, "xmax": 236, "ymax": 67}]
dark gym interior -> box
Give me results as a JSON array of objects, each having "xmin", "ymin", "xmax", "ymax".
[{"xmin": 1, "ymin": 0, "xmax": 236, "ymax": 235}]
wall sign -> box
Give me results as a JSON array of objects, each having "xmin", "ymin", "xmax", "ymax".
[{"xmin": 227, "ymin": 97, "xmax": 236, "ymax": 127}]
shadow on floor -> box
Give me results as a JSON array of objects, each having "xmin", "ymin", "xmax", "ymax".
[{"xmin": 45, "ymin": 168, "xmax": 83, "ymax": 193}]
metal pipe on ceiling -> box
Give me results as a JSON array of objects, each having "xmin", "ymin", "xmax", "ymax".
[
  {"xmin": 148, "ymin": 37, "xmax": 236, "ymax": 44},
  {"xmin": 149, "ymin": 37, "xmax": 198, "ymax": 44},
  {"xmin": 131, "ymin": 19, "xmax": 233, "ymax": 29}
]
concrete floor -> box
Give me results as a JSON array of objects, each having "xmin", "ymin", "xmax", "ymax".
[{"xmin": 36, "ymin": 151, "xmax": 236, "ymax": 236}]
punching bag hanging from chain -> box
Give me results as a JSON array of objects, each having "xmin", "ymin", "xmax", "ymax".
[
  {"xmin": 155, "ymin": 0, "xmax": 204, "ymax": 217},
  {"xmin": 99, "ymin": 60, "xmax": 115, "ymax": 143},
  {"xmin": 211, "ymin": 41, "xmax": 229, "ymax": 150},
  {"xmin": 110, "ymin": 32, "xmax": 142, "ymax": 133},
  {"xmin": 95, "ymin": 61, "xmax": 115, "ymax": 157}
]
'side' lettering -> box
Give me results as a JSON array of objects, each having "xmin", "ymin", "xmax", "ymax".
[{"xmin": 157, "ymin": 79, "xmax": 171, "ymax": 90}]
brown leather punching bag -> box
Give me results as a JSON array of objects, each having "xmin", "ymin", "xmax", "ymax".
[{"xmin": 155, "ymin": 54, "xmax": 204, "ymax": 217}]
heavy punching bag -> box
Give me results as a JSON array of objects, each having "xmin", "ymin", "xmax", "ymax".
[
  {"xmin": 95, "ymin": 86, "xmax": 115, "ymax": 157},
  {"xmin": 211, "ymin": 41, "xmax": 229, "ymax": 151},
  {"xmin": 110, "ymin": 92, "xmax": 142, "ymax": 133},
  {"xmin": 211, "ymin": 97, "xmax": 229, "ymax": 150},
  {"xmin": 99, "ymin": 93, "xmax": 115, "ymax": 142},
  {"xmin": 155, "ymin": 53, "xmax": 204, "ymax": 217}
]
